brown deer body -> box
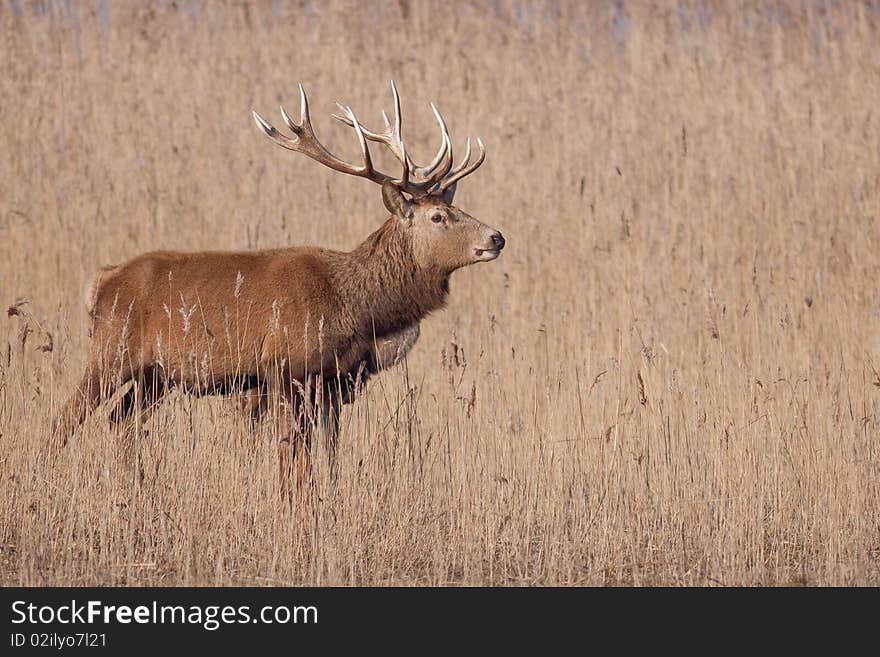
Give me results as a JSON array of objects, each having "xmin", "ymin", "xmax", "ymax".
[{"xmin": 53, "ymin": 82, "xmax": 504, "ymax": 491}]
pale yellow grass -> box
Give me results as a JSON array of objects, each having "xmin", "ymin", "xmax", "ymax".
[{"xmin": 1, "ymin": 1, "xmax": 879, "ymax": 585}]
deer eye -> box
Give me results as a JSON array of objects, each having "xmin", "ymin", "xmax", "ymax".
[{"xmin": 431, "ymin": 213, "xmax": 443, "ymax": 224}]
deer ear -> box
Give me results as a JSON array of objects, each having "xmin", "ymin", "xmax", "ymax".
[
  {"xmin": 382, "ymin": 182, "xmax": 413, "ymax": 221},
  {"xmin": 439, "ymin": 183, "xmax": 457, "ymax": 205}
]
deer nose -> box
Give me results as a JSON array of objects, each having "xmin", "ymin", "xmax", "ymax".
[{"xmin": 491, "ymin": 232, "xmax": 506, "ymax": 251}]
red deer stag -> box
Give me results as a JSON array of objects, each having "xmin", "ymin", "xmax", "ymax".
[{"xmin": 53, "ymin": 81, "xmax": 505, "ymax": 491}]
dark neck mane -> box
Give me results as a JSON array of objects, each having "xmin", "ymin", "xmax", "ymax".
[{"xmin": 335, "ymin": 217, "xmax": 449, "ymax": 338}]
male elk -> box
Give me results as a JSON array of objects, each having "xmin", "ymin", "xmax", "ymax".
[{"xmin": 53, "ymin": 82, "xmax": 505, "ymax": 491}]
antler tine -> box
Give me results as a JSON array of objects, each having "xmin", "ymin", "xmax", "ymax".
[
  {"xmin": 297, "ymin": 83, "xmax": 310, "ymax": 131},
  {"xmin": 253, "ymin": 110, "xmax": 298, "ymax": 150},
  {"xmin": 342, "ymin": 105, "xmax": 372, "ymax": 174},
  {"xmin": 439, "ymin": 138, "xmax": 485, "ymax": 191},
  {"xmin": 278, "ymin": 84, "xmax": 305, "ymax": 136},
  {"xmin": 389, "ymin": 79, "xmax": 403, "ymax": 142},
  {"xmin": 411, "ymin": 102, "xmax": 452, "ymax": 182},
  {"xmin": 279, "ymin": 105, "xmax": 298, "ymax": 135},
  {"xmin": 397, "ymin": 135, "xmax": 409, "ymax": 189},
  {"xmin": 447, "ymin": 137, "xmax": 472, "ymax": 178}
]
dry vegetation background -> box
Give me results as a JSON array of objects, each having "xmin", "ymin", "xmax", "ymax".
[{"xmin": 1, "ymin": 0, "xmax": 879, "ymax": 585}]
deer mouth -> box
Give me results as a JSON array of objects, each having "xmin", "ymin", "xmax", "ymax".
[{"xmin": 474, "ymin": 248, "xmax": 501, "ymax": 261}]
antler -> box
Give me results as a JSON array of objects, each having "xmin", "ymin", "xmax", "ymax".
[
  {"xmin": 253, "ymin": 82, "xmax": 485, "ymax": 197},
  {"xmin": 253, "ymin": 83, "xmax": 408, "ymax": 187}
]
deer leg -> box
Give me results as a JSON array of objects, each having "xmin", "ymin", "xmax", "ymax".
[
  {"xmin": 51, "ymin": 362, "xmax": 103, "ymax": 451},
  {"xmin": 292, "ymin": 406, "xmax": 312, "ymax": 496},
  {"xmin": 109, "ymin": 367, "xmax": 164, "ymax": 476},
  {"xmin": 52, "ymin": 331, "xmax": 145, "ymax": 453},
  {"xmin": 109, "ymin": 367, "xmax": 164, "ymax": 429},
  {"xmin": 271, "ymin": 378, "xmax": 293, "ymax": 500},
  {"xmin": 318, "ymin": 379, "xmax": 341, "ymax": 483},
  {"xmin": 109, "ymin": 383, "xmax": 139, "ymax": 428},
  {"xmin": 238, "ymin": 382, "xmax": 269, "ymax": 425},
  {"xmin": 270, "ymin": 376, "xmax": 312, "ymax": 501}
]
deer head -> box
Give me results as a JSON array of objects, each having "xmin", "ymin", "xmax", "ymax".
[{"xmin": 252, "ymin": 81, "xmax": 505, "ymax": 275}]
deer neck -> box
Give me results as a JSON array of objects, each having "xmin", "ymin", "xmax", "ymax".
[{"xmin": 339, "ymin": 217, "xmax": 449, "ymax": 338}]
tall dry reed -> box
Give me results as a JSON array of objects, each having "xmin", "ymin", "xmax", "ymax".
[{"xmin": 1, "ymin": 0, "xmax": 878, "ymax": 585}]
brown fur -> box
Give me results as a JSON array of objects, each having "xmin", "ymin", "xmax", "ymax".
[
  {"xmin": 84, "ymin": 265, "xmax": 119, "ymax": 320},
  {"xmin": 237, "ymin": 323, "xmax": 420, "ymax": 422}
]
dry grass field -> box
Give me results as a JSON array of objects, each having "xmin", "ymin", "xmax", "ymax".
[{"xmin": 1, "ymin": 0, "xmax": 879, "ymax": 585}]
